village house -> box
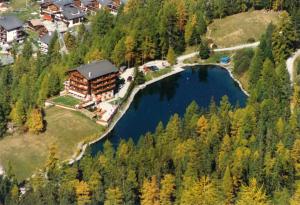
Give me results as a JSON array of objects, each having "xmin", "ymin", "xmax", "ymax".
[
  {"xmin": 28, "ymin": 19, "xmax": 48, "ymax": 37},
  {"xmin": 74, "ymin": 0, "xmax": 100, "ymax": 14},
  {"xmin": 40, "ymin": 0, "xmax": 85, "ymax": 27},
  {"xmin": 66, "ymin": 60, "xmax": 119, "ymax": 103},
  {"xmin": 98, "ymin": 0, "xmax": 121, "ymax": 14},
  {"xmin": 38, "ymin": 32, "xmax": 55, "ymax": 53},
  {"xmin": 0, "ymin": 16, "xmax": 25, "ymax": 44}
]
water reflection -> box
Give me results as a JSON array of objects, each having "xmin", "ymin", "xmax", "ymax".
[{"xmin": 91, "ymin": 65, "xmax": 247, "ymax": 155}]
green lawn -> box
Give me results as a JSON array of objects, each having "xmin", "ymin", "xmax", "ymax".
[
  {"xmin": 145, "ymin": 67, "xmax": 173, "ymax": 81},
  {"xmin": 0, "ymin": 107, "xmax": 104, "ymax": 181},
  {"xmin": 51, "ymin": 95, "xmax": 81, "ymax": 107},
  {"xmin": 206, "ymin": 10, "xmax": 280, "ymax": 47}
]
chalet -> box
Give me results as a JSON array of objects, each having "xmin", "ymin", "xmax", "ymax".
[
  {"xmin": 60, "ymin": 4, "xmax": 85, "ymax": 27},
  {"xmin": 66, "ymin": 60, "xmax": 119, "ymax": 102},
  {"xmin": 40, "ymin": 0, "xmax": 85, "ymax": 27},
  {"xmin": 0, "ymin": 16, "xmax": 25, "ymax": 44},
  {"xmin": 98, "ymin": 0, "xmax": 121, "ymax": 14},
  {"xmin": 38, "ymin": 32, "xmax": 55, "ymax": 53},
  {"xmin": 28, "ymin": 19, "xmax": 48, "ymax": 37},
  {"xmin": 75, "ymin": 0, "xmax": 100, "ymax": 14}
]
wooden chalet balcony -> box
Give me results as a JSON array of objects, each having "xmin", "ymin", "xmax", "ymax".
[
  {"xmin": 91, "ymin": 73, "xmax": 118, "ymax": 85},
  {"xmin": 69, "ymin": 86, "xmax": 88, "ymax": 95},
  {"xmin": 92, "ymin": 84, "xmax": 116, "ymax": 95},
  {"xmin": 70, "ymin": 76, "xmax": 88, "ymax": 85},
  {"xmin": 70, "ymin": 81, "xmax": 88, "ymax": 90},
  {"xmin": 91, "ymin": 79, "xmax": 116, "ymax": 89},
  {"xmin": 72, "ymin": 73, "xmax": 88, "ymax": 81}
]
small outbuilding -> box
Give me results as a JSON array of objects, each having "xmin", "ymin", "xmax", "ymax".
[{"xmin": 220, "ymin": 56, "xmax": 230, "ymax": 64}]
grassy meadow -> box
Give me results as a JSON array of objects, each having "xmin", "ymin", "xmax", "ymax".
[
  {"xmin": 0, "ymin": 107, "xmax": 103, "ymax": 181},
  {"xmin": 206, "ymin": 10, "xmax": 280, "ymax": 47}
]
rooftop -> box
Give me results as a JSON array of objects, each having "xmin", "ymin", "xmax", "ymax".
[
  {"xmin": 62, "ymin": 5, "xmax": 85, "ymax": 20},
  {"xmin": 40, "ymin": 32, "xmax": 55, "ymax": 45},
  {"xmin": 75, "ymin": 60, "xmax": 118, "ymax": 80},
  {"xmin": 0, "ymin": 16, "xmax": 23, "ymax": 31}
]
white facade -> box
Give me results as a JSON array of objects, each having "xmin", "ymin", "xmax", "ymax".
[
  {"xmin": 6, "ymin": 29, "xmax": 18, "ymax": 43},
  {"xmin": 38, "ymin": 41, "xmax": 49, "ymax": 54}
]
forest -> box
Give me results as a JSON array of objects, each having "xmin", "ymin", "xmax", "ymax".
[{"xmin": 0, "ymin": 0, "xmax": 299, "ymax": 204}]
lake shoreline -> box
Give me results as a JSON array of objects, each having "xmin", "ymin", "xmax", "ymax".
[{"xmin": 68, "ymin": 62, "xmax": 248, "ymax": 164}]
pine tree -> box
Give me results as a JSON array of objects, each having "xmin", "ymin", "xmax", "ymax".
[
  {"xmin": 26, "ymin": 108, "xmax": 44, "ymax": 134},
  {"xmin": 159, "ymin": 174, "xmax": 175, "ymax": 205},
  {"xmin": 290, "ymin": 184, "xmax": 300, "ymax": 205},
  {"xmin": 112, "ymin": 38, "xmax": 126, "ymax": 66},
  {"xmin": 64, "ymin": 32, "xmax": 76, "ymax": 50},
  {"xmin": 0, "ymin": 105, "xmax": 7, "ymax": 137},
  {"xmin": 199, "ymin": 40, "xmax": 210, "ymax": 59},
  {"xmin": 291, "ymin": 139, "xmax": 300, "ymax": 176},
  {"xmin": 223, "ymin": 166, "xmax": 235, "ymax": 205},
  {"xmin": 249, "ymin": 48, "xmax": 264, "ymax": 90},
  {"xmin": 197, "ymin": 115, "xmax": 208, "ymax": 136},
  {"xmin": 10, "ymin": 100, "xmax": 26, "ymax": 126},
  {"xmin": 84, "ymin": 48, "xmax": 102, "ymax": 64},
  {"xmin": 141, "ymin": 176, "xmax": 160, "ymax": 205},
  {"xmin": 125, "ymin": 35, "xmax": 136, "ymax": 67},
  {"xmin": 272, "ymin": 12, "xmax": 297, "ymax": 64},
  {"xmin": 236, "ymin": 179, "xmax": 270, "ymax": 205},
  {"xmin": 167, "ymin": 47, "xmax": 176, "ymax": 65},
  {"xmin": 75, "ymin": 181, "xmax": 91, "ymax": 205},
  {"xmin": 22, "ymin": 40, "xmax": 33, "ymax": 60},
  {"xmin": 180, "ymin": 176, "xmax": 220, "ymax": 205},
  {"xmin": 104, "ymin": 187, "xmax": 124, "ymax": 205}
]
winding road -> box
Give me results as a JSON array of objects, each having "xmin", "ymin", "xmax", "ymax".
[
  {"xmin": 177, "ymin": 42, "xmax": 260, "ymax": 63},
  {"xmin": 178, "ymin": 42, "xmax": 300, "ymax": 84},
  {"xmin": 286, "ymin": 49, "xmax": 300, "ymax": 82}
]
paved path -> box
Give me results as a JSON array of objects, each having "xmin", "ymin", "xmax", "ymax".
[
  {"xmin": 286, "ymin": 49, "xmax": 300, "ymax": 82},
  {"xmin": 177, "ymin": 42, "xmax": 260, "ymax": 63},
  {"xmin": 214, "ymin": 42, "xmax": 260, "ymax": 52}
]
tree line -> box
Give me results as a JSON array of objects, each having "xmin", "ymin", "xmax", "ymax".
[
  {"xmin": 0, "ymin": 0, "xmax": 299, "ymax": 137},
  {"xmin": 0, "ymin": 0, "xmax": 299, "ymax": 204}
]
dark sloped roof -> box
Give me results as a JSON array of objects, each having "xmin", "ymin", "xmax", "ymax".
[
  {"xmin": 0, "ymin": 16, "xmax": 23, "ymax": 31},
  {"xmin": 75, "ymin": 60, "xmax": 118, "ymax": 80},
  {"xmin": 81, "ymin": 0, "xmax": 93, "ymax": 6},
  {"xmin": 53, "ymin": 0, "xmax": 74, "ymax": 7},
  {"xmin": 40, "ymin": 32, "xmax": 55, "ymax": 45},
  {"xmin": 62, "ymin": 5, "xmax": 85, "ymax": 20},
  {"xmin": 98, "ymin": 0, "xmax": 112, "ymax": 6}
]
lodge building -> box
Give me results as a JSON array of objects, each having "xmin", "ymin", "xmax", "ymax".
[
  {"xmin": 0, "ymin": 16, "xmax": 25, "ymax": 44},
  {"xmin": 66, "ymin": 60, "xmax": 119, "ymax": 102}
]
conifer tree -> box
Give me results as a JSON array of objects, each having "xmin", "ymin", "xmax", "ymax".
[
  {"xmin": 290, "ymin": 184, "xmax": 300, "ymax": 205},
  {"xmin": 26, "ymin": 108, "xmax": 44, "ymax": 134},
  {"xmin": 159, "ymin": 174, "xmax": 175, "ymax": 205},
  {"xmin": 75, "ymin": 181, "xmax": 91, "ymax": 205},
  {"xmin": 104, "ymin": 187, "xmax": 124, "ymax": 205},
  {"xmin": 199, "ymin": 40, "xmax": 210, "ymax": 59},
  {"xmin": 272, "ymin": 12, "xmax": 297, "ymax": 64},
  {"xmin": 249, "ymin": 48, "xmax": 264, "ymax": 90},
  {"xmin": 166, "ymin": 47, "xmax": 176, "ymax": 65},
  {"xmin": 223, "ymin": 166, "xmax": 235, "ymax": 205},
  {"xmin": 141, "ymin": 176, "xmax": 160, "ymax": 205},
  {"xmin": 180, "ymin": 176, "xmax": 220, "ymax": 205},
  {"xmin": 236, "ymin": 179, "xmax": 270, "ymax": 205}
]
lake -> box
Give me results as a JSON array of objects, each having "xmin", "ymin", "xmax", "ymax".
[{"xmin": 91, "ymin": 65, "xmax": 247, "ymax": 154}]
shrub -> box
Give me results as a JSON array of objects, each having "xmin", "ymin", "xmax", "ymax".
[{"xmin": 247, "ymin": 37, "xmax": 256, "ymax": 43}]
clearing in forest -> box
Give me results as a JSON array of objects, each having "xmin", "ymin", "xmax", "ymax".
[
  {"xmin": 207, "ymin": 10, "xmax": 281, "ymax": 48},
  {"xmin": 0, "ymin": 106, "xmax": 103, "ymax": 181}
]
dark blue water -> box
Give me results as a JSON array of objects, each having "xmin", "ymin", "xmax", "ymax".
[{"xmin": 91, "ymin": 65, "xmax": 247, "ymax": 154}]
